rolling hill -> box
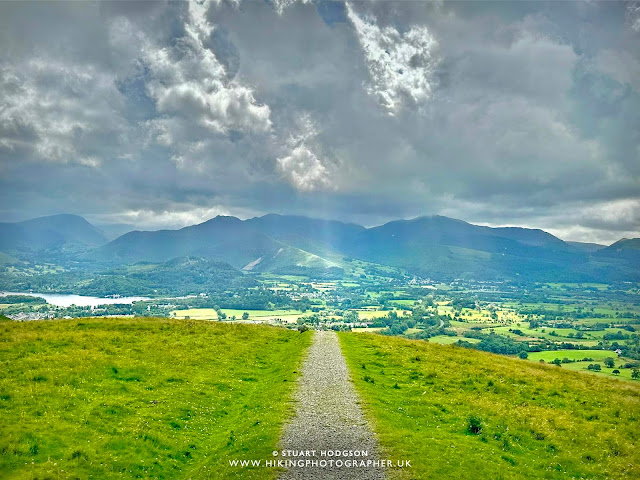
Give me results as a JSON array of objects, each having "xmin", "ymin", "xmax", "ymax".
[
  {"xmin": 245, "ymin": 213, "xmax": 365, "ymax": 256},
  {"xmin": 0, "ymin": 214, "xmax": 108, "ymax": 254},
  {"xmin": 593, "ymin": 238, "xmax": 640, "ymax": 263},
  {"xmin": 88, "ymin": 215, "xmax": 337, "ymax": 273},
  {"xmin": 337, "ymin": 216, "xmax": 593, "ymax": 281}
]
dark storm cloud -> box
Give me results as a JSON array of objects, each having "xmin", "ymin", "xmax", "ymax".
[{"xmin": 0, "ymin": 0, "xmax": 638, "ymax": 243}]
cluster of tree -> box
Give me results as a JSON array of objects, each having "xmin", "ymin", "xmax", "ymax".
[
  {"xmin": 0, "ymin": 268, "xmax": 88, "ymax": 294},
  {"xmin": 0, "ymin": 302, "xmax": 50, "ymax": 315},
  {"xmin": 602, "ymin": 331, "xmax": 634, "ymax": 341},
  {"xmin": 297, "ymin": 314, "xmax": 323, "ymax": 326},
  {"xmin": 1, "ymin": 257, "xmax": 258, "ymax": 297},
  {"xmin": 0, "ymin": 295, "xmax": 47, "ymax": 304},
  {"xmin": 407, "ymin": 326, "xmax": 457, "ymax": 340},
  {"xmin": 213, "ymin": 290, "xmax": 293, "ymax": 310},
  {"xmin": 451, "ymin": 297, "xmax": 477, "ymax": 309},
  {"xmin": 271, "ymin": 266, "xmax": 344, "ymax": 280},
  {"xmin": 458, "ymin": 332, "xmax": 527, "ymax": 355},
  {"xmin": 362, "ymin": 266, "xmax": 404, "ymax": 279}
]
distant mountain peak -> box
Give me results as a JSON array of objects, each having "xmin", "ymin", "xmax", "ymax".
[{"xmin": 0, "ymin": 214, "xmax": 108, "ymax": 252}]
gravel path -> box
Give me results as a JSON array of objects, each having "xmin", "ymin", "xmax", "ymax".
[{"xmin": 278, "ymin": 331, "xmax": 387, "ymax": 479}]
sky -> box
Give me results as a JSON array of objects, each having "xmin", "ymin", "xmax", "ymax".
[{"xmin": 0, "ymin": 0, "xmax": 639, "ymax": 244}]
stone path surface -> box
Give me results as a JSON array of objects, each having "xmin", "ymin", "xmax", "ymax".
[{"xmin": 278, "ymin": 330, "xmax": 386, "ymax": 479}]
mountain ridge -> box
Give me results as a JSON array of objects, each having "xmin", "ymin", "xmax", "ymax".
[
  {"xmin": 2, "ymin": 213, "xmax": 639, "ymax": 282},
  {"xmin": 0, "ymin": 214, "xmax": 108, "ymax": 253}
]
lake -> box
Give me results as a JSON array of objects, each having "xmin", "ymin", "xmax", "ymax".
[{"xmin": 0, "ymin": 292, "xmax": 150, "ymax": 308}]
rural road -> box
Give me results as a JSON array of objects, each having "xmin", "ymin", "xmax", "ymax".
[{"xmin": 278, "ymin": 330, "xmax": 387, "ymax": 480}]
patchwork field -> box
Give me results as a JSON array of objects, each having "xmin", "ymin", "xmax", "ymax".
[
  {"xmin": 170, "ymin": 308, "xmax": 305, "ymax": 323},
  {"xmin": 339, "ymin": 332, "xmax": 640, "ymax": 480},
  {"xmin": 0, "ymin": 318, "xmax": 311, "ymax": 479}
]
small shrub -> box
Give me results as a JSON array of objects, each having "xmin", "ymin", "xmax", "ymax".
[
  {"xmin": 467, "ymin": 415, "xmax": 483, "ymax": 435},
  {"xmin": 70, "ymin": 450, "xmax": 88, "ymax": 460}
]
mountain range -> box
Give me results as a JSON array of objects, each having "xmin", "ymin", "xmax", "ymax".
[{"xmin": 1, "ymin": 213, "xmax": 639, "ymax": 282}]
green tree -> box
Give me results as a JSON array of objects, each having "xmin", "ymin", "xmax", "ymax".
[
  {"xmin": 604, "ymin": 357, "xmax": 615, "ymax": 368},
  {"xmin": 632, "ymin": 368, "xmax": 640, "ymax": 380},
  {"xmin": 343, "ymin": 310, "xmax": 359, "ymax": 323},
  {"xmin": 242, "ymin": 312, "xmax": 249, "ymax": 320}
]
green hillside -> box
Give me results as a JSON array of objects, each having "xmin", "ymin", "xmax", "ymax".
[
  {"xmin": 339, "ymin": 332, "xmax": 640, "ymax": 480},
  {"xmin": 0, "ymin": 319, "xmax": 311, "ymax": 479},
  {"xmin": 87, "ymin": 216, "xmax": 339, "ymax": 274},
  {"xmin": 0, "ymin": 214, "xmax": 108, "ymax": 253},
  {"xmin": 594, "ymin": 238, "xmax": 640, "ymax": 263},
  {"xmin": 87, "ymin": 216, "xmax": 285, "ymax": 267}
]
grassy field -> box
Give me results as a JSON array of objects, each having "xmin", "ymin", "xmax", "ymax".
[
  {"xmin": 170, "ymin": 308, "xmax": 305, "ymax": 323},
  {"xmin": 0, "ymin": 318, "xmax": 311, "ymax": 479},
  {"xmin": 559, "ymin": 361, "xmax": 637, "ymax": 381},
  {"xmin": 525, "ymin": 350, "xmax": 637, "ymax": 381},
  {"xmin": 526, "ymin": 349, "xmax": 617, "ymax": 362},
  {"xmin": 339, "ymin": 332, "xmax": 640, "ymax": 480},
  {"xmin": 427, "ymin": 335, "xmax": 480, "ymax": 345},
  {"xmin": 355, "ymin": 309, "xmax": 405, "ymax": 320}
]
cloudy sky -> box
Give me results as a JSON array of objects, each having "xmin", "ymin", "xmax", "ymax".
[{"xmin": 1, "ymin": 0, "xmax": 639, "ymax": 244}]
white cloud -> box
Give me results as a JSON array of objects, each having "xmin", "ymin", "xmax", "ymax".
[
  {"xmin": 141, "ymin": 4, "xmax": 271, "ymax": 135},
  {"xmin": 95, "ymin": 206, "xmax": 234, "ymax": 230},
  {"xmin": 276, "ymin": 115, "xmax": 334, "ymax": 191},
  {"xmin": 270, "ymin": 0, "xmax": 311, "ymax": 16},
  {"xmin": 542, "ymin": 199, "xmax": 640, "ymax": 244},
  {"xmin": 346, "ymin": 2, "xmax": 440, "ymax": 115},
  {"xmin": 277, "ymin": 145, "xmax": 330, "ymax": 191},
  {"xmin": 627, "ymin": 2, "xmax": 640, "ymax": 32},
  {"xmin": 0, "ymin": 60, "xmax": 125, "ymax": 167},
  {"xmin": 134, "ymin": 0, "xmax": 272, "ymax": 169},
  {"xmin": 593, "ymin": 49, "xmax": 640, "ymax": 91}
]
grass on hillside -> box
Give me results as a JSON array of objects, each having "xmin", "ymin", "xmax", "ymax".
[
  {"xmin": 426, "ymin": 335, "xmax": 480, "ymax": 345},
  {"xmin": 0, "ymin": 318, "xmax": 311, "ymax": 479},
  {"xmin": 339, "ymin": 332, "xmax": 640, "ymax": 480}
]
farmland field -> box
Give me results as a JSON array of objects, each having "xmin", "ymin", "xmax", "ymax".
[
  {"xmin": 170, "ymin": 308, "xmax": 305, "ymax": 323},
  {"xmin": 427, "ymin": 335, "xmax": 480, "ymax": 345},
  {"xmin": 0, "ymin": 318, "xmax": 311, "ymax": 479}
]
